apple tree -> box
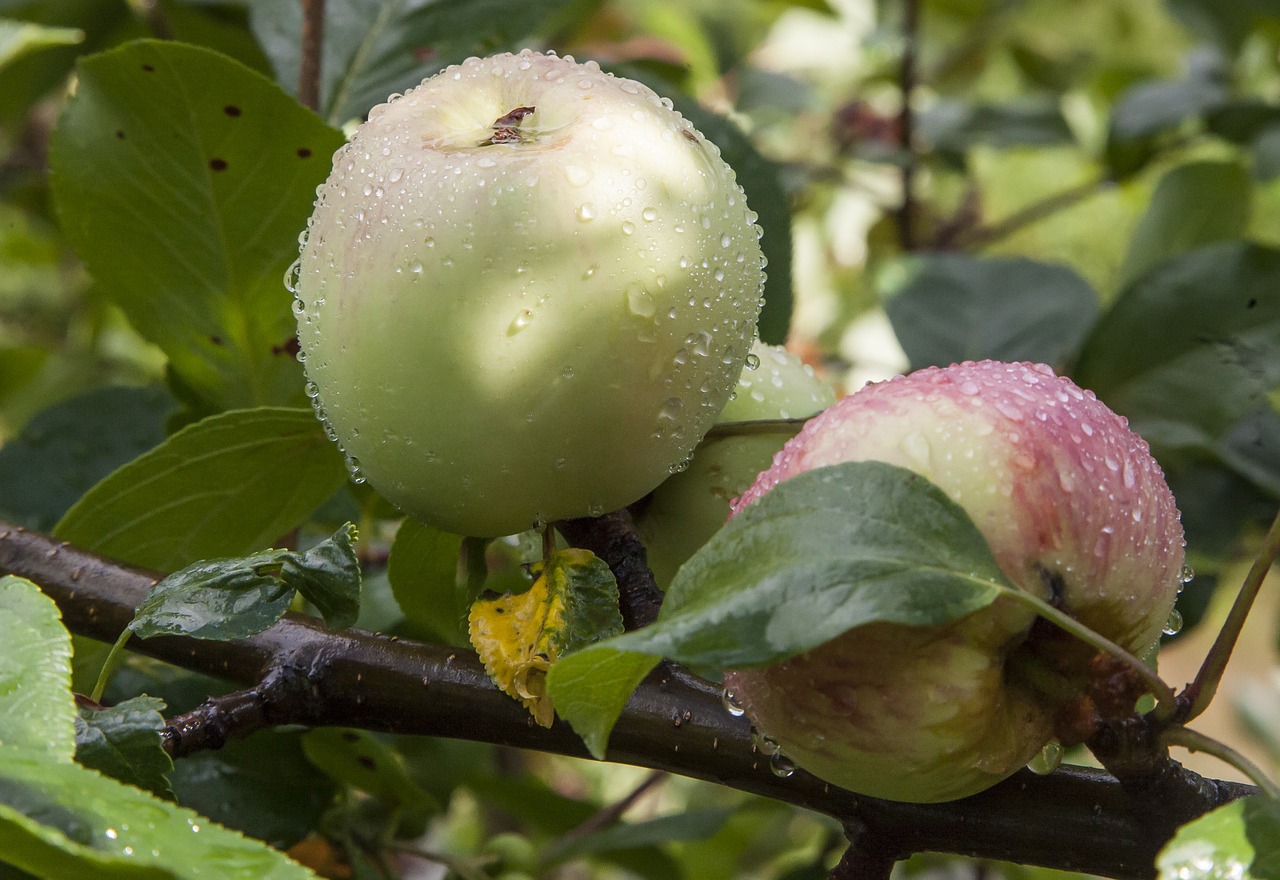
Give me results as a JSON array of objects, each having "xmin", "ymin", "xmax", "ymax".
[{"xmin": 0, "ymin": 1, "xmax": 1278, "ymax": 879}]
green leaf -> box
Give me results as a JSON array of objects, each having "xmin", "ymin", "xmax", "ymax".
[
  {"xmin": 1157, "ymin": 794, "xmax": 1280, "ymax": 879},
  {"xmin": 0, "ymin": 576, "xmax": 75, "ymax": 761},
  {"xmin": 918, "ymin": 99, "xmax": 1076, "ymax": 160},
  {"xmin": 1118, "ymin": 161, "xmax": 1252, "ymax": 288},
  {"xmin": 882, "ymin": 254, "xmax": 1099, "ymax": 371},
  {"xmin": 128, "ymin": 551, "xmax": 296, "ymax": 641},
  {"xmin": 54, "ymin": 407, "xmax": 347, "ymax": 572},
  {"xmin": 74, "ymin": 696, "xmax": 174, "ymax": 799},
  {"xmin": 170, "ymin": 730, "xmax": 338, "ymax": 850},
  {"xmin": 545, "ymin": 649, "xmax": 659, "ymax": 759},
  {"xmin": 1074, "ymin": 242, "xmax": 1280, "ymax": 452},
  {"xmin": 0, "ymin": 385, "xmax": 175, "ymax": 531},
  {"xmin": 127, "ymin": 524, "xmax": 360, "ymax": 640},
  {"xmin": 548, "ymin": 462, "xmax": 1011, "ymax": 757},
  {"xmin": 48, "ymin": 40, "xmax": 344, "ymax": 412},
  {"xmin": 284, "ymin": 523, "xmax": 361, "ymax": 629},
  {"xmin": 615, "ymin": 461, "xmax": 1010, "ymax": 668},
  {"xmin": 469, "ymin": 548, "xmax": 624, "ymax": 727},
  {"xmin": 249, "ymin": 0, "xmax": 578, "ymax": 127},
  {"xmin": 0, "ymin": 19, "xmax": 82, "ymax": 70},
  {"xmin": 0, "ymin": 755, "xmax": 320, "ymax": 879},
  {"xmin": 1252, "ymin": 125, "xmax": 1280, "ymax": 182},
  {"xmin": 385, "ymin": 516, "xmax": 467, "ymax": 645},
  {"xmin": 300, "ymin": 728, "xmax": 437, "ymax": 815}
]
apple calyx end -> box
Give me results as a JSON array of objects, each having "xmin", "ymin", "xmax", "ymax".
[{"xmin": 482, "ymin": 105, "xmax": 538, "ymax": 145}]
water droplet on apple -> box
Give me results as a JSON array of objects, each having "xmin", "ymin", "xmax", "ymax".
[
  {"xmin": 622, "ymin": 221, "xmax": 635, "ymax": 235},
  {"xmin": 1027, "ymin": 739, "xmax": 1063, "ymax": 775},
  {"xmin": 1163, "ymin": 608, "xmax": 1183, "ymax": 636},
  {"xmin": 345, "ymin": 454, "xmax": 366, "ymax": 484},
  {"xmin": 284, "ymin": 258, "xmax": 302, "ymax": 293},
  {"xmin": 565, "ymin": 165, "xmax": 592, "ymax": 186},
  {"xmin": 508, "ymin": 309, "xmax": 534, "ymax": 334},
  {"xmin": 577, "ymin": 203, "xmax": 596, "ymax": 222},
  {"xmin": 626, "ymin": 283, "xmax": 656, "ymax": 318},
  {"xmin": 642, "ymin": 207, "xmax": 657, "ymax": 222},
  {"xmin": 1180, "ymin": 563, "xmax": 1195, "ymax": 585},
  {"xmin": 744, "ymin": 352, "xmax": 761, "ymax": 371}
]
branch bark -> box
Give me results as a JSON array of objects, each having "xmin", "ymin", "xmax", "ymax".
[{"xmin": 0, "ymin": 522, "xmax": 1255, "ymax": 880}]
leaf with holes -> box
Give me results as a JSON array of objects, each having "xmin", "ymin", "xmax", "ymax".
[{"xmin": 49, "ymin": 40, "xmax": 344, "ymax": 412}]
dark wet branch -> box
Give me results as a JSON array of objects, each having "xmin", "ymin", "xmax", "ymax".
[
  {"xmin": 299, "ymin": 0, "xmax": 325, "ymax": 113},
  {"xmin": 0, "ymin": 522, "xmax": 1256, "ymax": 880}
]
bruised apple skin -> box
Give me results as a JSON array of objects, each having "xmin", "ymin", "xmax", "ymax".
[
  {"xmin": 294, "ymin": 50, "xmax": 764, "ymax": 537},
  {"xmin": 636, "ymin": 340, "xmax": 835, "ymax": 587},
  {"xmin": 723, "ymin": 360, "xmax": 1185, "ymax": 803}
]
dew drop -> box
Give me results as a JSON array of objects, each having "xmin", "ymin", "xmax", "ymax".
[
  {"xmin": 622, "ymin": 220, "xmax": 635, "ymax": 235},
  {"xmin": 626, "ymin": 283, "xmax": 656, "ymax": 318},
  {"xmin": 721, "ymin": 688, "xmax": 746, "ymax": 716},
  {"xmin": 642, "ymin": 207, "xmax": 658, "ymax": 222},
  {"xmin": 509, "ymin": 309, "xmax": 535, "ymax": 334},
  {"xmin": 752, "ymin": 730, "xmax": 781, "ymax": 756},
  {"xmin": 388, "ymin": 167, "xmax": 403, "ymax": 183},
  {"xmin": 1163, "ymin": 608, "xmax": 1184, "ymax": 637},
  {"xmin": 769, "ymin": 752, "xmax": 796, "ymax": 778},
  {"xmin": 565, "ymin": 165, "xmax": 592, "ymax": 186},
  {"xmin": 744, "ymin": 352, "xmax": 761, "ymax": 371},
  {"xmin": 1180, "ymin": 563, "xmax": 1195, "ymax": 585},
  {"xmin": 283, "ymin": 258, "xmax": 302, "ymax": 293},
  {"xmin": 577, "ymin": 203, "xmax": 596, "ymax": 222},
  {"xmin": 1027, "ymin": 739, "xmax": 1063, "ymax": 775}
]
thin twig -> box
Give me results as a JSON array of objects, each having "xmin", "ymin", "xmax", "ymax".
[
  {"xmin": 1182, "ymin": 508, "xmax": 1280, "ymax": 722},
  {"xmin": 1161, "ymin": 726, "xmax": 1280, "ymax": 800},
  {"xmin": 953, "ymin": 176, "xmax": 1110, "ymax": 251},
  {"xmin": 543, "ymin": 770, "xmax": 667, "ymax": 861},
  {"xmin": 299, "ymin": 0, "xmax": 326, "ymax": 113},
  {"xmin": 896, "ymin": 0, "xmax": 921, "ymax": 251}
]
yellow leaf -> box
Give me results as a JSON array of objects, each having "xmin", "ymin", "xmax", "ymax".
[{"xmin": 468, "ymin": 548, "xmax": 622, "ymax": 728}]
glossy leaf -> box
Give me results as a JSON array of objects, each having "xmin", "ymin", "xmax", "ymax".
[
  {"xmin": 49, "ymin": 40, "xmax": 343, "ymax": 411},
  {"xmin": 249, "ymin": 0, "xmax": 577, "ymax": 127},
  {"xmin": 469, "ymin": 548, "xmax": 623, "ymax": 728},
  {"xmin": 546, "ymin": 648, "xmax": 659, "ymax": 759},
  {"xmin": 386, "ymin": 517, "xmax": 467, "ymax": 645},
  {"xmin": 127, "ymin": 524, "xmax": 360, "ymax": 640},
  {"xmin": 74, "ymin": 697, "xmax": 174, "ymax": 799},
  {"xmin": 1118, "ymin": 161, "xmax": 1252, "ymax": 288},
  {"xmin": 547, "ymin": 462, "xmax": 1010, "ymax": 757},
  {"xmin": 55, "ymin": 407, "xmax": 347, "ymax": 572},
  {"xmin": 0, "ymin": 385, "xmax": 174, "ymax": 531},
  {"xmin": 883, "ymin": 254, "xmax": 1099, "ymax": 371},
  {"xmin": 1074, "ymin": 242, "xmax": 1280, "ymax": 452},
  {"xmin": 1157, "ymin": 794, "xmax": 1280, "ymax": 879},
  {"xmin": 0, "ymin": 576, "xmax": 75, "ymax": 761},
  {"xmin": 0, "ymin": 756, "xmax": 319, "ymax": 879}
]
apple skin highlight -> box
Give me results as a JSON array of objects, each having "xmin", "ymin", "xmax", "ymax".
[
  {"xmin": 295, "ymin": 50, "xmax": 764, "ymax": 537},
  {"xmin": 725, "ymin": 360, "xmax": 1185, "ymax": 803}
]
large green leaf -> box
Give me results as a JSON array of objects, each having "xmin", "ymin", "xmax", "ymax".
[
  {"xmin": 75, "ymin": 697, "xmax": 174, "ymax": 799},
  {"xmin": 1157, "ymin": 794, "xmax": 1280, "ymax": 879},
  {"xmin": 549, "ymin": 461, "xmax": 1011, "ymax": 757},
  {"xmin": 0, "ymin": 576, "xmax": 75, "ymax": 761},
  {"xmin": 0, "ymin": 756, "xmax": 319, "ymax": 879},
  {"xmin": 1118, "ymin": 161, "xmax": 1252, "ymax": 288},
  {"xmin": 49, "ymin": 40, "xmax": 344, "ymax": 412},
  {"xmin": 0, "ymin": 385, "xmax": 175, "ymax": 531},
  {"xmin": 249, "ymin": 0, "xmax": 577, "ymax": 127},
  {"xmin": 385, "ymin": 516, "xmax": 467, "ymax": 645},
  {"xmin": 882, "ymin": 254, "xmax": 1099, "ymax": 371},
  {"xmin": 1074, "ymin": 242, "xmax": 1280, "ymax": 452},
  {"xmin": 54, "ymin": 407, "xmax": 347, "ymax": 571}
]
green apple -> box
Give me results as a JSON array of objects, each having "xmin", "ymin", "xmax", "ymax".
[
  {"xmin": 636, "ymin": 340, "xmax": 835, "ymax": 587},
  {"xmin": 724, "ymin": 360, "xmax": 1186, "ymax": 803},
  {"xmin": 295, "ymin": 50, "xmax": 764, "ymax": 537}
]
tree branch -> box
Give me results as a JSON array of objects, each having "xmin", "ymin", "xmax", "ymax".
[
  {"xmin": 556, "ymin": 509, "xmax": 664, "ymax": 629},
  {"xmin": 299, "ymin": 0, "xmax": 325, "ymax": 113},
  {"xmin": 0, "ymin": 522, "xmax": 1256, "ymax": 880},
  {"xmin": 896, "ymin": 0, "xmax": 920, "ymax": 251}
]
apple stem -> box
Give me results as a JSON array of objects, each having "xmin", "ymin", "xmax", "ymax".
[
  {"xmin": 91, "ymin": 625, "xmax": 134, "ymax": 703},
  {"xmin": 1160, "ymin": 725, "xmax": 1280, "ymax": 800},
  {"xmin": 1180, "ymin": 506, "xmax": 1280, "ymax": 724},
  {"xmin": 1004, "ymin": 588, "xmax": 1177, "ymax": 709}
]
